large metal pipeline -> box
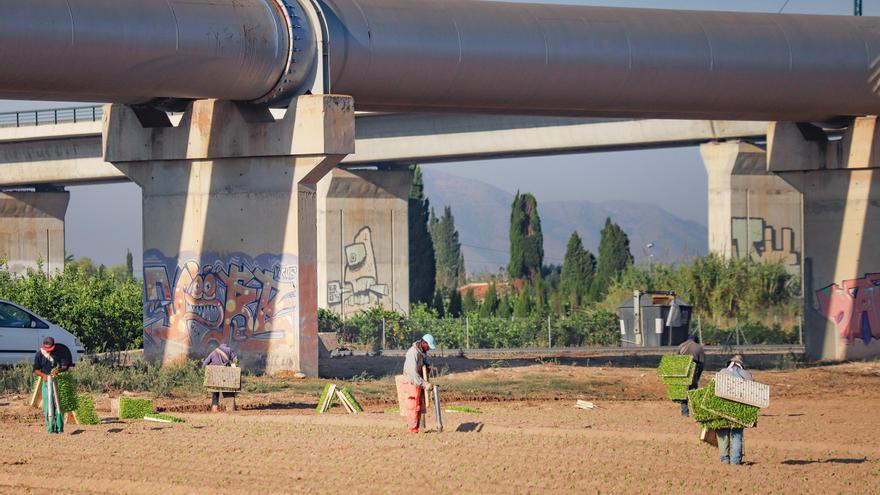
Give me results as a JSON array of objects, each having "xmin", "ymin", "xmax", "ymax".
[{"xmin": 1, "ymin": 0, "xmax": 879, "ymax": 121}]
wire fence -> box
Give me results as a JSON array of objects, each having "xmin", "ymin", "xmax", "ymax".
[{"xmin": 0, "ymin": 105, "xmax": 103, "ymax": 128}]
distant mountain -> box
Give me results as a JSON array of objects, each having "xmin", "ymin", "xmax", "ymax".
[{"xmin": 422, "ymin": 169, "xmax": 707, "ymax": 275}]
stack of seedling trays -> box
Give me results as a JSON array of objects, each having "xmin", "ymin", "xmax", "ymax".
[
  {"xmin": 688, "ymin": 379, "xmax": 762, "ymax": 431},
  {"xmin": 656, "ymin": 355, "xmax": 695, "ymax": 401},
  {"xmin": 316, "ymin": 383, "xmax": 364, "ymax": 414}
]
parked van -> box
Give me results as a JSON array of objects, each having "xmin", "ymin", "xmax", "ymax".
[{"xmin": 0, "ymin": 299, "xmax": 84, "ymax": 366}]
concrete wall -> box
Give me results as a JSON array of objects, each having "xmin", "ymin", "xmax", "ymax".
[
  {"xmin": 702, "ymin": 141, "xmax": 802, "ymax": 273},
  {"xmin": 0, "ymin": 191, "xmax": 68, "ymax": 274},
  {"xmin": 317, "ymin": 167, "xmax": 411, "ymax": 317},
  {"xmin": 768, "ymin": 119, "xmax": 880, "ymax": 361}
]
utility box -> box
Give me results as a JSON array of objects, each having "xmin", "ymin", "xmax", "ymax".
[{"xmin": 617, "ymin": 290, "xmax": 692, "ymax": 347}]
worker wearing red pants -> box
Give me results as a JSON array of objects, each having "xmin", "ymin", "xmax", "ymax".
[{"xmin": 399, "ymin": 334, "xmax": 436, "ymax": 432}]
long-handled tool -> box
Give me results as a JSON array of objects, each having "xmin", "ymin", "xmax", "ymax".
[
  {"xmin": 45, "ymin": 375, "xmax": 54, "ymax": 424},
  {"xmin": 433, "ymin": 385, "xmax": 444, "ymax": 433}
]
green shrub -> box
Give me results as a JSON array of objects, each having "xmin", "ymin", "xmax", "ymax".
[
  {"xmin": 0, "ymin": 362, "xmax": 35, "ymax": 394},
  {"xmin": 119, "ymin": 397, "xmax": 155, "ymax": 419},
  {"xmin": 74, "ymin": 393, "xmax": 101, "ymax": 425}
]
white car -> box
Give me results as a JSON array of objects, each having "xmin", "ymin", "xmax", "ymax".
[{"xmin": 0, "ymin": 299, "xmax": 84, "ymax": 366}]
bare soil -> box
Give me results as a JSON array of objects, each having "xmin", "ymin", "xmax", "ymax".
[{"xmin": 1, "ymin": 362, "xmax": 879, "ymax": 494}]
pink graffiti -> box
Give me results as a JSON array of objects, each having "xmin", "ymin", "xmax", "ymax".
[{"xmin": 816, "ymin": 273, "xmax": 880, "ymax": 344}]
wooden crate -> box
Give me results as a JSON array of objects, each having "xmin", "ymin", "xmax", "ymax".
[
  {"xmin": 204, "ymin": 365, "xmax": 242, "ymax": 391},
  {"xmin": 714, "ymin": 372, "xmax": 770, "ymax": 408}
]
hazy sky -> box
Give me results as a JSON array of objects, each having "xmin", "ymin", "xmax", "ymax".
[{"xmin": 0, "ymin": 0, "xmax": 874, "ymax": 269}]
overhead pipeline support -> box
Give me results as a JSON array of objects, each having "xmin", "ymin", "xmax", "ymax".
[{"xmin": 0, "ymin": 0, "xmax": 879, "ymax": 121}]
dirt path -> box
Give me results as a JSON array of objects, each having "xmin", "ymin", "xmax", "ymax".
[{"xmin": 1, "ymin": 363, "xmax": 879, "ymax": 494}]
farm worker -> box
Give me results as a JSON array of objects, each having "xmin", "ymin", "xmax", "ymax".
[
  {"xmin": 400, "ymin": 334, "xmax": 436, "ymax": 433},
  {"xmin": 32, "ymin": 337, "xmax": 70, "ymax": 434},
  {"xmin": 676, "ymin": 334, "xmax": 705, "ymax": 417},
  {"xmin": 202, "ymin": 344, "xmax": 238, "ymax": 412},
  {"xmin": 716, "ymin": 354, "xmax": 754, "ymax": 465}
]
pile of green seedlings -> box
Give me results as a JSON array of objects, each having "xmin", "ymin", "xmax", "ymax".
[
  {"xmin": 689, "ymin": 380, "xmax": 759, "ymax": 429},
  {"xmin": 656, "ymin": 355, "xmax": 695, "ymax": 401}
]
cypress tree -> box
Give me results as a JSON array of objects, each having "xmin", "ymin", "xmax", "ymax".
[
  {"xmin": 508, "ymin": 192, "xmax": 544, "ymax": 283},
  {"xmin": 430, "ymin": 206, "xmax": 466, "ymax": 291},
  {"xmin": 590, "ymin": 218, "xmax": 634, "ymax": 300},
  {"xmin": 125, "ymin": 250, "xmax": 134, "ymax": 279},
  {"xmin": 432, "ymin": 289, "xmax": 446, "ymax": 318},
  {"xmin": 408, "ymin": 165, "xmax": 436, "ymax": 305},
  {"xmin": 480, "ymin": 284, "xmax": 499, "ymax": 317},
  {"xmin": 462, "ymin": 288, "xmax": 477, "ymax": 314},
  {"xmin": 497, "ymin": 293, "xmax": 512, "ymax": 318},
  {"xmin": 513, "ymin": 284, "xmax": 532, "ymax": 317},
  {"xmin": 560, "ymin": 231, "xmax": 596, "ymax": 308},
  {"xmin": 447, "ymin": 288, "xmax": 463, "ymax": 317}
]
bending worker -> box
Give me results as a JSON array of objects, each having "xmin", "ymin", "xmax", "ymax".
[
  {"xmin": 716, "ymin": 354, "xmax": 754, "ymax": 465},
  {"xmin": 202, "ymin": 344, "xmax": 238, "ymax": 412},
  {"xmin": 32, "ymin": 337, "xmax": 70, "ymax": 434},
  {"xmin": 400, "ymin": 334, "xmax": 436, "ymax": 433},
  {"xmin": 676, "ymin": 334, "xmax": 705, "ymax": 417}
]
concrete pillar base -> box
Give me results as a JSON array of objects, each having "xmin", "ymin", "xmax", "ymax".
[
  {"xmin": 105, "ymin": 96, "xmax": 354, "ymax": 375},
  {"xmin": 701, "ymin": 141, "xmax": 802, "ymax": 272},
  {"xmin": 0, "ymin": 191, "xmax": 69, "ymax": 275},
  {"xmin": 769, "ymin": 118, "xmax": 880, "ymax": 361},
  {"xmin": 317, "ymin": 167, "xmax": 412, "ymax": 317}
]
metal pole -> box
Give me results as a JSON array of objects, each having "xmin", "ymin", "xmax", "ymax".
[
  {"xmin": 735, "ymin": 317, "xmax": 741, "ymax": 346},
  {"xmin": 856, "ymin": 0, "xmax": 863, "ymax": 16},
  {"xmin": 698, "ymin": 315, "xmax": 703, "ymax": 345},
  {"xmin": 466, "ymin": 316, "xmax": 470, "ymax": 349},
  {"xmin": 548, "ymin": 315, "xmax": 552, "ymax": 348},
  {"xmin": 382, "ymin": 318, "xmax": 386, "ymax": 350}
]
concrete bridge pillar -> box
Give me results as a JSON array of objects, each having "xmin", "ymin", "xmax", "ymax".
[
  {"xmin": 104, "ymin": 96, "xmax": 354, "ymax": 375},
  {"xmin": 0, "ymin": 191, "xmax": 69, "ymax": 275},
  {"xmin": 701, "ymin": 141, "xmax": 802, "ymax": 273},
  {"xmin": 768, "ymin": 118, "xmax": 880, "ymax": 361},
  {"xmin": 317, "ymin": 167, "xmax": 412, "ymax": 317}
]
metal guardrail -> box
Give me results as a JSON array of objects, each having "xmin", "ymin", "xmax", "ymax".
[
  {"xmin": 0, "ymin": 105, "xmax": 103, "ymax": 128},
  {"xmin": 347, "ymin": 344, "xmax": 807, "ymax": 358}
]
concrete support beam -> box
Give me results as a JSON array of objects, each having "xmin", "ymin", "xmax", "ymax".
[
  {"xmin": 769, "ymin": 118, "xmax": 880, "ymax": 361},
  {"xmin": 317, "ymin": 168, "xmax": 411, "ymax": 317},
  {"xmin": 0, "ymin": 191, "xmax": 68, "ymax": 275},
  {"xmin": 104, "ymin": 96, "xmax": 354, "ymax": 375},
  {"xmin": 701, "ymin": 141, "xmax": 801, "ymax": 272}
]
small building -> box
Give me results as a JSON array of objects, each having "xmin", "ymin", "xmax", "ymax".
[{"xmin": 617, "ymin": 291, "xmax": 692, "ymax": 347}]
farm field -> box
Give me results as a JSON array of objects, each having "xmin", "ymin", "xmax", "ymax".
[{"xmin": 1, "ymin": 362, "xmax": 879, "ymax": 494}]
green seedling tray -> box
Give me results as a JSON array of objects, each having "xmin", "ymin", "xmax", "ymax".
[
  {"xmin": 688, "ymin": 387, "xmax": 743, "ymax": 430},
  {"xmin": 657, "ymin": 355, "xmax": 693, "ymax": 377},
  {"xmin": 74, "ymin": 393, "xmax": 101, "ymax": 425},
  {"xmin": 119, "ymin": 397, "xmax": 155, "ymax": 419},
  {"xmin": 339, "ymin": 387, "xmax": 363, "ymax": 413},
  {"xmin": 699, "ymin": 381, "xmax": 758, "ymax": 428},
  {"xmin": 666, "ymin": 384, "xmax": 689, "ymax": 401},
  {"xmin": 316, "ymin": 384, "xmax": 336, "ymax": 413},
  {"xmin": 144, "ymin": 413, "xmax": 184, "ymax": 423},
  {"xmin": 54, "ymin": 372, "xmax": 78, "ymax": 413}
]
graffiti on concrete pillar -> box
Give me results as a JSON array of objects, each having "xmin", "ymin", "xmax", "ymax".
[
  {"xmin": 816, "ymin": 273, "xmax": 880, "ymax": 345},
  {"xmin": 143, "ymin": 249, "xmax": 299, "ymax": 361},
  {"xmin": 731, "ymin": 217, "xmax": 800, "ymax": 267},
  {"xmin": 327, "ymin": 226, "xmax": 389, "ymax": 311}
]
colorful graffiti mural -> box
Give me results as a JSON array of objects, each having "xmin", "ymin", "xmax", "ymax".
[
  {"xmin": 327, "ymin": 226, "xmax": 389, "ymax": 310},
  {"xmin": 816, "ymin": 273, "xmax": 880, "ymax": 344},
  {"xmin": 143, "ymin": 250, "xmax": 299, "ymax": 361},
  {"xmin": 731, "ymin": 217, "xmax": 800, "ymax": 268}
]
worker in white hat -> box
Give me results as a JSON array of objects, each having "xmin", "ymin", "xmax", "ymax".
[
  {"xmin": 716, "ymin": 354, "xmax": 754, "ymax": 465},
  {"xmin": 399, "ymin": 334, "xmax": 436, "ymax": 433}
]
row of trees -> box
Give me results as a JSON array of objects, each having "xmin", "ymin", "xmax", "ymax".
[{"xmin": 0, "ymin": 259, "xmax": 142, "ymax": 352}]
